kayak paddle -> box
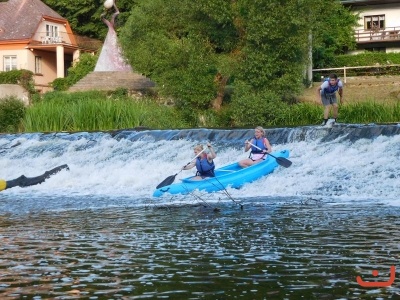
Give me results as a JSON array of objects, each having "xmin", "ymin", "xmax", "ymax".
[
  {"xmin": 156, "ymin": 147, "xmax": 207, "ymax": 189},
  {"xmin": 247, "ymin": 142, "xmax": 292, "ymax": 168}
]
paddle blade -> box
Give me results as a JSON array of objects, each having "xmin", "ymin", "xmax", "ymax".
[
  {"xmin": 275, "ymin": 156, "xmax": 292, "ymax": 168},
  {"xmin": 156, "ymin": 174, "xmax": 177, "ymax": 189}
]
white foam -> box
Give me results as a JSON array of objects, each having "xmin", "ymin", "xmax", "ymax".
[{"xmin": 1, "ymin": 132, "xmax": 399, "ymax": 208}]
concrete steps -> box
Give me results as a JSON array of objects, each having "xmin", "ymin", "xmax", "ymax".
[{"xmin": 68, "ymin": 71, "xmax": 155, "ymax": 92}]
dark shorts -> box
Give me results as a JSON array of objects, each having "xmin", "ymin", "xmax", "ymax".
[
  {"xmin": 196, "ymin": 171, "xmax": 215, "ymax": 178},
  {"xmin": 321, "ymin": 93, "xmax": 337, "ymax": 106}
]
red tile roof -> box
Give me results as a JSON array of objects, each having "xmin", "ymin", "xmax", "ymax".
[{"xmin": 0, "ymin": 0, "xmax": 65, "ymax": 41}]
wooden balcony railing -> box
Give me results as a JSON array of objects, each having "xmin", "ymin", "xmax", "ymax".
[{"xmin": 354, "ymin": 26, "xmax": 400, "ymax": 43}]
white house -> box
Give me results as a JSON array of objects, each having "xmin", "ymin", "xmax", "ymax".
[
  {"xmin": 341, "ymin": 0, "xmax": 400, "ymax": 53},
  {"xmin": 0, "ymin": 0, "xmax": 100, "ymax": 93}
]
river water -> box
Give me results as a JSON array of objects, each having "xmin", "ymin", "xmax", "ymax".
[{"xmin": 0, "ymin": 124, "xmax": 399, "ymax": 299}]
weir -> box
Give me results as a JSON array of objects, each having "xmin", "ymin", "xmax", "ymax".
[
  {"xmin": 110, "ymin": 123, "xmax": 400, "ymax": 144},
  {"xmin": 2, "ymin": 123, "xmax": 399, "ymax": 145},
  {"xmin": 0, "ymin": 123, "xmax": 399, "ymax": 207}
]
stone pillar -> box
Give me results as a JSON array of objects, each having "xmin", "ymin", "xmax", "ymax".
[
  {"xmin": 56, "ymin": 45, "xmax": 65, "ymax": 78},
  {"xmin": 73, "ymin": 49, "xmax": 80, "ymax": 66}
]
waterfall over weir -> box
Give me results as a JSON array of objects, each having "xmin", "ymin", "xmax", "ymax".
[
  {"xmin": 110, "ymin": 123, "xmax": 400, "ymax": 144},
  {"xmin": 1, "ymin": 123, "xmax": 399, "ymax": 212}
]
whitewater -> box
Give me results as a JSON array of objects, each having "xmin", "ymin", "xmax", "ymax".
[{"xmin": 1, "ymin": 124, "xmax": 399, "ymax": 211}]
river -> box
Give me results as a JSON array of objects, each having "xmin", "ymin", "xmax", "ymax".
[{"xmin": 0, "ymin": 124, "xmax": 399, "ymax": 299}]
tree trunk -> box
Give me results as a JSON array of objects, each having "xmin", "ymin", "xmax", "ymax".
[{"xmin": 212, "ymin": 73, "xmax": 229, "ymax": 111}]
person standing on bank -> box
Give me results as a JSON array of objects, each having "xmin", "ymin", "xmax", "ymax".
[
  {"xmin": 317, "ymin": 73, "xmax": 344, "ymax": 125},
  {"xmin": 238, "ymin": 126, "xmax": 272, "ymax": 168},
  {"xmin": 182, "ymin": 143, "xmax": 217, "ymax": 180}
]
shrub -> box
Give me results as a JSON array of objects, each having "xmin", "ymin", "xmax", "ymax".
[
  {"xmin": 51, "ymin": 53, "xmax": 97, "ymax": 91},
  {"xmin": 0, "ymin": 97, "xmax": 26, "ymax": 132},
  {"xmin": 229, "ymin": 82, "xmax": 286, "ymax": 127},
  {"xmin": 332, "ymin": 52, "xmax": 400, "ymax": 67},
  {"xmin": 0, "ymin": 69, "xmax": 35, "ymax": 93}
]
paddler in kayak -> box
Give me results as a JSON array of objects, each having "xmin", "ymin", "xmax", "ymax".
[
  {"xmin": 239, "ymin": 126, "xmax": 272, "ymax": 168},
  {"xmin": 182, "ymin": 143, "xmax": 217, "ymax": 180}
]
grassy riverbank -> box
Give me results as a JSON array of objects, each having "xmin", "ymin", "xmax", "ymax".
[
  {"xmin": 300, "ymin": 76, "xmax": 400, "ymax": 105},
  {"xmin": 25, "ymin": 92, "xmax": 400, "ymax": 132},
  {"xmin": 22, "ymin": 91, "xmax": 188, "ymax": 132},
  {"xmin": 1, "ymin": 85, "xmax": 400, "ymax": 133}
]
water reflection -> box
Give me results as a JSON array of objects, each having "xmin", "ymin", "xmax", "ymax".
[{"xmin": 0, "ymin": 200, "xmax": 399, "ymax": 299}]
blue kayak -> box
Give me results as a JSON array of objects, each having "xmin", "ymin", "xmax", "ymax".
[{"xmin": 153, "ymin": 150, "xmax": 290, "ymax": 197}]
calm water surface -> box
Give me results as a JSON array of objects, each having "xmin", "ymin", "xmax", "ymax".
[{"xmin": 1, "ymin": 198, "xmax": 399, "ymax": 299}]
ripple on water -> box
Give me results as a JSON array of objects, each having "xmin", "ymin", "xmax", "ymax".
[{"xmin": 0, "ymin": 202, "xmax": 400, "ymax": 299}]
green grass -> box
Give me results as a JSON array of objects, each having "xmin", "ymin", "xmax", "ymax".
[
  {"xmin": 280, "ymin": 101, "xmax": 400, "ymax": 126},
  {"xmin": 2, "ymin": 90, "xmax": 399, "ymax": 133},
  {"xmin": 340, "ymin": 101, "xmax": 400, "ymax": 124},
  {"xmin": 22, "ymin": 91, "xmax": 188, "ymax": 132}
]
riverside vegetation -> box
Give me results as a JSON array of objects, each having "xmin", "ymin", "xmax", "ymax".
[
  {"xmin": 1, "ymin": 53, "xmax": 400, "ymax": 133},
  {"xmin": 0, "ymin": 2, "xmax": 399, "ymax": 133},
  {"xmin": 1, "ymin": 87, "xmax": 399, "ymax": 133}
]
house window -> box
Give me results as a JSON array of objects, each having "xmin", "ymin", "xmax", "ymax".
[
  {"xmin": 3, "ymin": 55, "xmax": 17, "ymax": 71},
  {"xmin": 46, "ymin": 24, "xmax": 59, "ymax": 38},
  {"xmin": 35, "ymin": 56, "xmax": 42, "ymax": 74},
  {"xmin": 365, "ymin": 15, "xmax": 385, "ymax": 30}
]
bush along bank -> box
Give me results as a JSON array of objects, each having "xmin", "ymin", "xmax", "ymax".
[
  {"xmin": 0, "ymin": 97, "xmax": 26, "ymax": 133},
  {"xmin": 1, "ymin": 91, "xmax": 399, "ymax": 133}
]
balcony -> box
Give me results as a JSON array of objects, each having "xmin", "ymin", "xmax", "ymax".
[
  {"xmin": 30, "ymin": 32, "xmax": 102, "ymax": 52},
  {"xmin": 354, "ymin": 26, "xmax": 400, "ymax": 43},
  {"xmin": 41, "ymin": 35, "xmax": 62, "ymax": 44},
  {"xmin": 33, "ymin": 31, "xmax": 71, "ymax": 45}
]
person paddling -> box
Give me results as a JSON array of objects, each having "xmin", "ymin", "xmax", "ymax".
[
  {"xmin": 239, "ymin": 126, "xmax": 272, "ymax": 168},
  {"xmin": 182, "ymin": 143, "xmax": 216, "ymax": 180}
]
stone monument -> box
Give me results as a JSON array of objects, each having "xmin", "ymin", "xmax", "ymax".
[
  {"xmin": 69, "ymin": 0, "xmax": 154, "ymax": 92},
  {"xmin": 94, "ymin": 0, "xmax": 132, "ymax": 72}
]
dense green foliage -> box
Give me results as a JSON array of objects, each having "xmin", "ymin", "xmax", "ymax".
[
  {"xmin": 313, "ymin": 52, "xmax": 400, "ymax": 78},
  {"xmin": 22, "ymin": 91, "xmax": 188, "ymax": 132},
  {"xmin": 0, "ymin": 69, "xmax": 35, "ymax": 94},
  {"xmin": 119, "ymin": 0, "xmax": 357, "ymax": 126},
  {"xmin": 39, "ymin": 0, "xmax": 357, "ymax": 126},
  {"xmin": 311, "ymin": 3, "xmax": 358, "ymax": 69},
  {"xmin": 51, "ymin": 53, "xmax": 97, "ymax": 91},
  {"xmin": 0, "ymin": 97, "xmax": 26, "ymax": 132},
  {"xmin": 333, "ymin": 52, "xmax": 400, "ymax": 67}
]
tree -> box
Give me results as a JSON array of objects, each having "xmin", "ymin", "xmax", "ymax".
[
  {"xmin": 118, "ymin": 0, "xmax": 357, "ymax": 125},
  {"xmin": 309, "ymin": 0, "xmax": 358, "ymax": 69},
  {"xmin": 120, "ymin": 0, "xmax": 238, "ymax": 118}
]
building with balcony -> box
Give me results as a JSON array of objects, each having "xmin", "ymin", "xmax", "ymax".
[
  {"xmin": 341, "ymin": 0, "xmax": 400, "ymax": 53},
  {"xmin": 0, "ymin": 0, "xmax": 100, "ymax": 92}
]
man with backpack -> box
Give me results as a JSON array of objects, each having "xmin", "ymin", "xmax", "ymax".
[{"xmin": 317, "ymin": 73, "xmax": 344, "ymax": 126}]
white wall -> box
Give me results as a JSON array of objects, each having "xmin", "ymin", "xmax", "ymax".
[
  {"xmin": 0, "ymin": 84, "xmax": 29, "ymax": 105},
  {"xmin": 354, "ymin": 3, "xmax": 400, "ymax": 30},
  {"xmin": 0, "ymin": 49, "xmax": 29, "ymax": 71},
  {"xmin": 33, "ymin": 20, "xmax": 71, "ymax": 44}
]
